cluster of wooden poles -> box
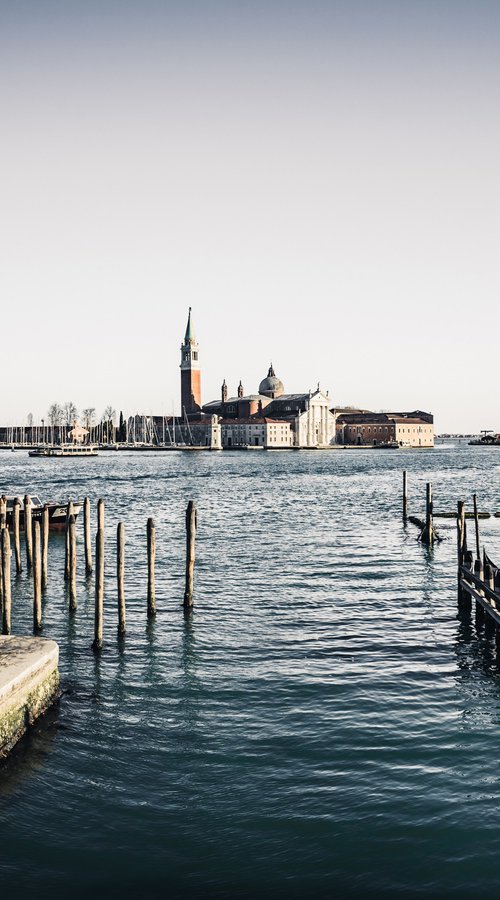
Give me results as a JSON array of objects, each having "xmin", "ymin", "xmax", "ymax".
[
  {"xmin": 0, "ymin": 495, "xmax": 198, "ymax": 651},
  {"xmin": 457, "ymin": 496, "xmax": 500, "ymax": 645}
]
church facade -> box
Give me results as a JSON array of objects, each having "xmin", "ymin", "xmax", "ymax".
[{"xmin": 202, "ymin": 360, "xmax": 336, "ymax": 449}]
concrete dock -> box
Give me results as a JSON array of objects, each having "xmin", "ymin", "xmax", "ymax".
[{"xmin": 0, "ymin": 636, "xmax": 59, "ymax": 758}]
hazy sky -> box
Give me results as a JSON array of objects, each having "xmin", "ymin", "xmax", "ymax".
[{"xmin": 1, "ymin": 0, "xmax": 499, "ymax": 432}]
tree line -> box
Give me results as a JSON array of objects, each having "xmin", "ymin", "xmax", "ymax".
[{"xmin": 25, "ymin": 405, "xmax": 128, "ymax": 442}]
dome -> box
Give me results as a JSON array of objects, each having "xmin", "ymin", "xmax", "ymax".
[{"xmin": 259, "ymin": 365, "xmax": 284, "ymax": 398}]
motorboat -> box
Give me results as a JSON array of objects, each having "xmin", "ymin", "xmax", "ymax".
[{"xmin": 4, "ymin": 495, "xmax": 82, "ymax": 531}]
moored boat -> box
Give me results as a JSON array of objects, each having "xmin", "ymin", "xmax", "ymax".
[
  {"xmin": 468, "ymin": 432, "xmax": 500, "ymax": 446},
  {"xmin": 4, "ymin": 495, "xmax": 82, "ymax": 531}
]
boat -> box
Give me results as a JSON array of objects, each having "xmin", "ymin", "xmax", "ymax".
[
  {"xmin": 4, "ymin": 495, "xmax": 82, "ymax": 531},
  {"xmin": 468, "ymin": 432, "xmax": 500, "ymax": 446},
  {"xmin": 29, "ymin": 444, "xmax": 98, "ymax": 458}
]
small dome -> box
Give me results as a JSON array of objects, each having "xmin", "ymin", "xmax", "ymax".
[{"xmin": 259, "ymin": 365, "xmax": 284, "ymax": 398}]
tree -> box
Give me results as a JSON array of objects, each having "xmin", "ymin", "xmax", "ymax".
[
  {"xmin": 48, "ymin": 403, "xmax": 63, "ymax": 426},
  {"xmin": 47, "ymin": 403, "xmax": 63, "ymax": 444},
  {"xmin": 63, "ymin": 401, "xmax": 78, "ymax": 426},
  {"xmin": 82, "ymin": 408, "xmax": 96, "ymax": 429},
  {"xmin": 119, "ymin": 411, "xmax": 125, "ymax": 441},
  {"xmin": 102, "ymin": 406, "xmax": 116, "ymax": 443},
  {"xmin": 26, "ymin": 412, "xmax": 34, "ymax": 428}
]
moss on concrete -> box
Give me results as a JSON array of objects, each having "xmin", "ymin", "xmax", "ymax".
[{"xmin": 0, "ymin": 665, "xmax": 60, "ymax": 758}]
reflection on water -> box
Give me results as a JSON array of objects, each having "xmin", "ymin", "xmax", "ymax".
[
  {"xmin": 0, "ymin": 704, "xmax": 59, "ymax": 800},
  {"xmin": 0, "ymin": 446, "xmax": 500, "ymax": 897}
]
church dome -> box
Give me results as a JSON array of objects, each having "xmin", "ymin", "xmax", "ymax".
[{"xmin": 259, "ymin": 365, "xmax": 284, "ymax": 398}]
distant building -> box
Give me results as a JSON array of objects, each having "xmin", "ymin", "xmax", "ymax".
[
  {"xmin": 203, "ymin": 366, "xmax": 336, "ymax": 448},
  {"xmin": 221, "ymin": 418, "xmax": 292, "ymax": 449},
  {"xmin": 261, "ymin": 390, "xmax": 336, "ymax": 447},
  {"xmin": 335, "ymin": 410, "xmax": 434, "ymax": 447}
]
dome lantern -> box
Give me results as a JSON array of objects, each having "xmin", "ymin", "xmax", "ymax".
[{"xmin": 258, "ymin": 364, "xmax": 284, "ymax": 399}]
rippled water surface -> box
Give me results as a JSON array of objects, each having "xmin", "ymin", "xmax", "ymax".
[{"xmin": 1, "ymin": 445, "xmax": 500, "ymax": 898}]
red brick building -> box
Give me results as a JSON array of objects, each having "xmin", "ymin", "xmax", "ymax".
[
  {"xmin": 335, "ymin": 410, "xmax": 434, "ymax": 447},
  {"xmin": 180, "ymin": 307, "xmax": 201, "ymax": 417}
]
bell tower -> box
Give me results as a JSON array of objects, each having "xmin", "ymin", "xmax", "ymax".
[{"xmin": 180, "ymin": 308, "xmax": 201, "ymax": 417}]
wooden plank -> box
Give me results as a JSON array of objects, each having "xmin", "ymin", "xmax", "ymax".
[
  {"xmin": 460, "ymin": 579, "xmax": 500, "ymax": 627},
  {"xmin": 460, "ymin": 565, "xmax": 500, "ymax": 605},
  {"xmin": 408, "ymin": 515, "xmax": 425, "ymax": 529},
  {"xmin": 435, "ymin": 511, "xmax": 490, "ymax": 519}
]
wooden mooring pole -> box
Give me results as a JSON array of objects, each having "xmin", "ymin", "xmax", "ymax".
[
  {"xmin": 69, "ymin": 514, "xmax": 77, "ymax": 611},
  {"xmin": 33, "ymin": 521, "xmax": 42, "ymax": 631},
  {"xmin": 473, "ymin": 494, "xmax": 481, "ymax": 561},
  {"xmin": 64, "ymin": 500, "xmax": 74, "ymax": 581},
  {"xmin": 147, "ymin": 518, "xmax": 156, "ymax": 618},
  {"xmin": 97, "ymin": 498, "xmax": 104, "ymax": 533},
  {"xmin": 457, "ymin": 501, "xmax": 466, "ymax": 602},
  {"xmin": 184, "ymin": 501, "xmax": 197, "ymax": 609},
  {"xmin": 24, "ymin": 495, "xmax": 33, "ymax": 570},
  {"xmin": 0, "ymin": 497, "xmax": 5, "ymax": 612},
  {"xmin": 420, "ymin": 482, "xmax": 434, "ymax": 546},
  {"xmin": 474, "ymin": 557, "xmax": 485, "ymax": 627},
  {"xmin": 93, "ymin": 500, "xmax": 105, "ymax": 651},
  {"xmin": 403, "ymin": 470, "xmax": 408, "ymax": 522},
  {"xmin": 0, "ymin": 498, "xmax": 5, "ymax": 605},
  {"xmin": 41, "ymin": 504, "xmax": 49, "ymax": 586},
  {"xmin": 117, "ymin": 522, "xmax": 126, "ymax": 634},
  {"xmin": 1, "ymin": 528, "xmax": 11, "ymax": 635},
  {"xmin": 484, "ymin": 563, "xmax": 496, "ymax": 636},
  {"xmin": 84, "ymin": 497, "xmax": 92, "ymax": 576},
  {"xmin": 13, "ymin": 497, "xmax": 22, "ymax": 575}
]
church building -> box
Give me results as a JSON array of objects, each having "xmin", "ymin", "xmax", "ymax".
[
  {"xmin": 139, "ymin": 307, "xmax": 337, "ymax": 448},
  {"xmin": 202, "ymin": 362, "xmax": 337, "ymax": 448}
]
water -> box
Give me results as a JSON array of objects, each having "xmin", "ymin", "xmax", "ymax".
[{"xmin": 1, "ymin": 445, "xmax": 500, "ymax": 898}]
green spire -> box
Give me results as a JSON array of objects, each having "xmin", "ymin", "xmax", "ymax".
[{"xmin": 184, "ymin": 307, "xmax": 195, "ymax": 342}]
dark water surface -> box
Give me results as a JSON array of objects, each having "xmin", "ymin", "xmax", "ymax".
[{"xmin": 1, "ymin": 445, "xmax": 500, "ymax": 898}]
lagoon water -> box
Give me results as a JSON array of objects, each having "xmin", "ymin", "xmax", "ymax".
[{"xmin": 1, "ymin": 445, "xmax": 500, "ymax": 898}]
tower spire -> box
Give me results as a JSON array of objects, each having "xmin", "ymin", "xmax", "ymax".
[
  {"xmin": 184, "ymin": 307, "xmax": 195, "ymax": 342},
  {"xmin": 180, "ymin": 308, "xmax": 201, "ymax": 416}
]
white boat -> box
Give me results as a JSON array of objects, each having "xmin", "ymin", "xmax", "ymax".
[{"xmin": 29, "ymin": 445, "xmax": 98, "ymax": 458}]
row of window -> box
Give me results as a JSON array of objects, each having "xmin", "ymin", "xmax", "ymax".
[{"xmin": 349, "ymin": 425, "xmax": 430, "ymax": 434}]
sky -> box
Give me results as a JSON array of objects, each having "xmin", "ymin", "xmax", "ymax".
[{"xmin": 1, "ymin": 0, "xmax": 499, "ymax": 433}]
